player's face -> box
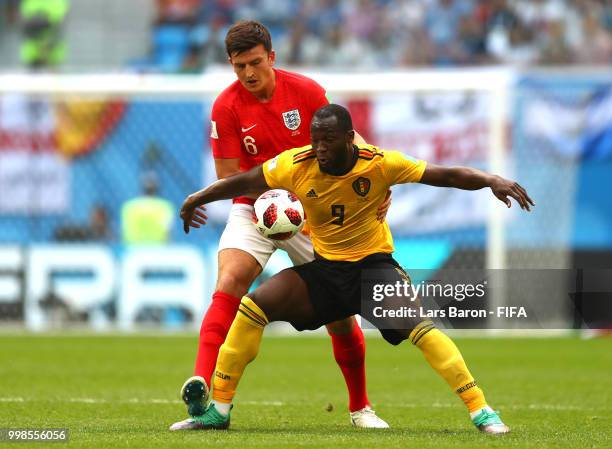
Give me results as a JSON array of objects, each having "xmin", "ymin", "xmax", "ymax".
[
  {"xmin": 311, "ymin": 116, "xmax": 354, "ymax": 175},
  {"xmin": 229, "ymin": 44, "xmax": 276, "ymax": 98}
]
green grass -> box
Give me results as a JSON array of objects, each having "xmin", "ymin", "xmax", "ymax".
[{"xmin": 0, "ymin": 335, "xmax": 610, "ymax": 448}]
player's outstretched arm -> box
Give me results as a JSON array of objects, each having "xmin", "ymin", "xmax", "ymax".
[
  {"xmin": 180, "ymin": 166, "xmax": 269, "ymax": 233},
  {"xmin": 419, "ymin": 164, "xmax": 535, "ymax": 211}
]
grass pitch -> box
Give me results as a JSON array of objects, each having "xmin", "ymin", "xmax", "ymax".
[{"xmin": 0, "ymin": 334, "xmax": 610, "ymax": 449}]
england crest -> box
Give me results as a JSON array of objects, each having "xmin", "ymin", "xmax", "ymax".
[{"xmin": 282, "ymin": 109, "xmax": 301, "ymax": 130}]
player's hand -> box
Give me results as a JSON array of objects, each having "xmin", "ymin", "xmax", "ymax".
[
  {"xmin": 490, "ymin": 177, "xmax": 535, "ymax": 211},
  {"xmin": 376, "ymin": 190, "xmax": 392, "ymax": 222},
  {"xmin": 180, "ymin": 195, "xmax": 208, "ymax": 234}
]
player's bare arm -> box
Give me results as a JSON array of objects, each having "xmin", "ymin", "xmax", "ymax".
[
  {"xmin": 179, "ymin": 158, "xmax": 243, "ymax": 234},
  {"xmin": 180, "ymin": 166, "xmax": 268, "ymax": 233},
  {"xmin": 420, "ymin": 164, "xmax": 535, "ymax": 211},
  {"xmin": 214, "ymin": 157, "xmax": 241, "ymax": 179}
]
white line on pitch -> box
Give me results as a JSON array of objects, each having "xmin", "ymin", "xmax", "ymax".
[
  {"xmin": 392, "ymin": 402, "xmax": 609, "ymax": 412},
  {"xmin": 0, "ymin": 397, "xmax": 608, "ymax": 412},
  {"xmin": 0, "ymin": 397, "xmax": 284, "ymax": 406}
]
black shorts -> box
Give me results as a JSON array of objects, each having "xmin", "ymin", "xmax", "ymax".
[{"xmin": 291, "ymin": 252, "xmax": 421, "ymax": 345}]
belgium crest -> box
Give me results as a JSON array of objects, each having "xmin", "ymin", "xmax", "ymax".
[{"xmin": 352, "ymin": 177, "xmax": 371, "ymax": 197}]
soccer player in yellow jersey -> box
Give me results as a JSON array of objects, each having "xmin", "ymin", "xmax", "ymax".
[{"xmin": 180, "ymin": 104, "xmax": 534, "ymax": 433}]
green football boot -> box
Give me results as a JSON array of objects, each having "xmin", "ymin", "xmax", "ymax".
[
  {"xmin": 471, "ymin": 407, "xmax": 510, "ymax": 434},
  {"xmin": 169, "ymin": 402, "xmax": 231, "ymax": 431}
]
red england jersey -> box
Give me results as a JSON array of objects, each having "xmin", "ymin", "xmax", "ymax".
[{"xmin": 210, "ymin": 69, "xmax": 328, "ymax": 204}]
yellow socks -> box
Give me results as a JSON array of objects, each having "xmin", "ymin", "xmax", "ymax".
[
  {"xmin": 212, "ymin": 297, "xmax": 268, "ymax": 405},
  {"xmin": 410, "ymin": 322, "xmax": 487, "ymax": 413},
  {"xmin": 212, "ymin": 304, "xmax": 488, "ymax": 414}
]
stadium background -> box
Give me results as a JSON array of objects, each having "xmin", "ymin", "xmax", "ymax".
[
  {"xmin": 0, "ymin": 0, "xmax": 610, "ymax": 330},
  {"xmin": 0, "ymin": 3, "xmax": 611, "ymax": 448}
]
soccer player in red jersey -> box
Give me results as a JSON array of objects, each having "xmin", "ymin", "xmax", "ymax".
[{"xmin": 170, "ymin": 21, "xmax": 390, "ymax": 430}]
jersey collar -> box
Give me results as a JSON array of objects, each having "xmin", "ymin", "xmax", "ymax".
[{"xmin": 328, "ymin": 145, "xmax": 359, "ymax": 177}]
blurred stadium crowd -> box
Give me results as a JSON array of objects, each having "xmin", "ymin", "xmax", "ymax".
[
  {"xmin": 154, "ymin": 0, "xmax": 612, "ymax": 71},
  {"xmin": 1, "ymin": 0, "xmax": 611, "ymax": 72}
]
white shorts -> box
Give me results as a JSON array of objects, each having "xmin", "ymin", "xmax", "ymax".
[{"xmin": 218, "ymin": 204, "xmax": 314, "ymax": 268}]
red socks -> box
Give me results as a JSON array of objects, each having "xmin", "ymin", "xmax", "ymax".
[
  {"xmin": 194, "ymin": 291, "xmax": 242, "ymax": 386},
  {"xmin": 328, "ymin": 320, "xmax": 370, "ymax": 412},
  {"xmin": 195, "ymin": 291, "xmax": 369, "ymax": 413}
]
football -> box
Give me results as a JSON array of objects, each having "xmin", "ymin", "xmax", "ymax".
[{"xmin": 252, "ymin": 189, "xmax": 305, "ymax": 240}]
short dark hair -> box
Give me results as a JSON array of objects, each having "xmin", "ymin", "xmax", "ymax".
[
  {"xmin": 313, "ymin": 104, "xmax": 353, "ymax": 133},
  {"xmin": 225, "ymin": 20, "xmax": 272, "ymax": 57}
]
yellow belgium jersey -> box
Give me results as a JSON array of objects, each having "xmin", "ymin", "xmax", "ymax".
[{"xmin": 262, "ymin": 144, "xmax": 427, "ymax": 261}]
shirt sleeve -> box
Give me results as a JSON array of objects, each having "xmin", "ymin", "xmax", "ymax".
[
  {"xmin": 262, "ymin": 150, "xmax": 294, "ymax": 191},
  {"xmin": 210, "ymin": 99, "xmax": 242, "ymax": 159},
  {"xmin": 382, "ymin": 150, "xmax": 427, "ymax": 185}
]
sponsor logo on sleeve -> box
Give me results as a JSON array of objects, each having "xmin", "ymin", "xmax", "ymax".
[
  {"xmin": 402, "ymin": 153, "xmax": 418, "ymax": 163},
  {"xmin": 268, "ymin": 155, "xmax": 279, "ymax": 171}
]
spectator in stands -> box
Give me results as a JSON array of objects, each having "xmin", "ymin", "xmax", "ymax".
[
  {"xmin": 256, "ymin": 0, "xmax": 300, "ymax": 30},
  {"xmin": 20, "ymin": 0, "xmax": 69, "ymax": 69},
  {"xmin": 368, "ymin": 11, "xmax": 400, "ymax": 67},
  {"xmin": 202, "ymin": 0, "xmax": 238, "ymax": 26},
  {"xmin": 121, "ymin": 174, "xmax": 174, "ymax": 245},
  {"xmin": 497, "ymin": 20, "xmax": 538, "ymax": 66},
  {"xmin": 397, "ymin": 26, "xmax": 435, "ymax": 66},
  {"xmin": 152, "ymin": 0, "xmax": 201, "ymax": 71},
  {"xmin": 198, "ymin": 16, "xmax": 229, "ymax": 67},
  {"xmin": 305, "ymin": 0, "xmax": 342, "ymax": 35},
  {"xmin": 156, "ymin": 0, "xmax": 201, "ymax": 25},
  {"xmin": 180, "ymin": 45, "xmax": 205, "ymax": 73},
  {"xmin": 89, "ymin": 205, "xmax": 112, "ymax": 241},
  {"xmin": 318, "ymin": 26, "xmax": 374, "ymax": 68},
  {"xmin": 388, "ymin": 0, "xmax": 427, "ymax": 32},
  {"xmin": 457, "ymin": 13, "xmax": 490, "ymax": 64},
  {"xmin": 146, "ymin": 0, "xmax": 612, "ymax": 70},
  {"xmin": 0, "ymin": 0, "xmax": 19, "ymax": 27},
  {"xmin": 511, "ymin": 0, "xmax": 565, "ymax": 31},
  {"xmin": 344, "ymin": 0, "xmax": 381, "ymax": 43},
  {"xmin": 485, "ymin": 0, "xmax": 520, "ymax": 32},
  {"xmin": 276, "ymin": 19, "xmax": 323, "ymax": 66},
  {"xmin": 484, "ymin": 0, "xmax": 521, "ymax": 62},
  {"xmin": 425, "ymin": 0, "xmax": 473, "ymax": 65},
  {"xmin": 574, "ymin": 12, "xmax": 612, "ymax": 65},
  {"xmin": 54, "ymin": 204, "xmax": 112, "ymax": 242},
  {"xmin": 539, "ymin": 19, "xmax": 574, "ymax": 65},
  {"xmin": 604, "ymin": 2, "xmax": 612, "ymax": 31}
]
